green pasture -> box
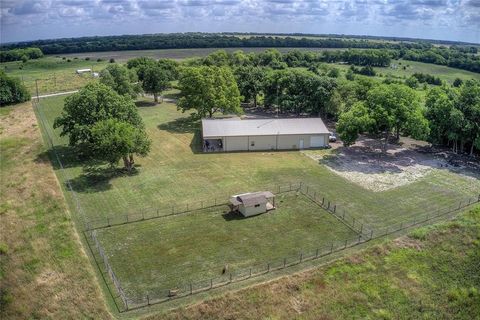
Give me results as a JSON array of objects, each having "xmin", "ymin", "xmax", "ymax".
[
  {"xmin": 34, "ymin": 94, "xmax": 480, "ymax": 309},
  {"xmin": 36, "ymin": 95, "xmax": 480, "ymax": 230},
  {"xmin": 1, "ymin": 56, "xmax": 108, "ymax": 95},
  {"xmin": 96, "ymin": 192, "xmax": 357, "ymax": 297}
]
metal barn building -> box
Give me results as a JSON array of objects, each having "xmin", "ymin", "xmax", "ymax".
[{"xmin": 202, "ymin": 117, "xmax": 330, "ymax": 152}]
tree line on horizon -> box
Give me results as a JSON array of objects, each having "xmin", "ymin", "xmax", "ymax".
[{"xmin": 1, "ymin": 34, "xmax": 479, "ymax": 73}]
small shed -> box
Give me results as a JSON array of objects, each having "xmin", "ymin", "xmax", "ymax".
[{"xmin": 229, "ymin": 191, "xmax": 275, "ymax": 217}]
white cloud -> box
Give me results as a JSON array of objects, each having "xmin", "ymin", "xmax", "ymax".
[{"xmin": 0, "ymin": 0, "xmax": 478, "ymax": 43}]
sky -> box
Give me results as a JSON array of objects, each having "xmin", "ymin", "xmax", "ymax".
[{"xmin": 1, "ymin": 0, "xmax": 479, "ymax": 44}]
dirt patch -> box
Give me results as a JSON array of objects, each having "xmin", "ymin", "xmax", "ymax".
[
  {"xmin": 304, "ymin": 136, "xmax": 480, "ymax": 192},
  {"xmin": 393, "ymin": 237, "xmax": 423, "ymax": 251}
]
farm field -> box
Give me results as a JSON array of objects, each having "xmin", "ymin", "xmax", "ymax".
[
  {"xmin": 36, "ymin": 95, "xmax": 480, "ymax": 230},
  {"xmin": 3, "ymin": 49, "xmax": 479, "ymax": 97},
  {"xmin": 95, "ymin": 192, "xmax": 358, "ymax": 298},
  {"xmin": 1, "ymin": 56, "xmax": 108, "ymax": 95},
  {"xmin": 57, "ymin": 47, "xmax": 346, "ymax": 62}
]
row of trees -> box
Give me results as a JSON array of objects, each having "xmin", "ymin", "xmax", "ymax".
[
  {"xmin": 0, "ymin": 71, "xmax": 30, "ymax": 106},
  {"xmin": 0, "ymin": 47, "xmax": 43, "ymax": 63},
  {"xmin": 1, "ymin": 33, "xmax": 430, "ymax": 54}
]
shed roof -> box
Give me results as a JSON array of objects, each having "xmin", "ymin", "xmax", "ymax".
[
  {"xmin": 230, "ymin": 191, "xmax": 275, "ymax": 207},
  {"xmin": 202, "ymin": 118, "xmax": 329, "ymax": 138}
]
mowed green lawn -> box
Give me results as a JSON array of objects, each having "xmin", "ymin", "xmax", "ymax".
[
  {"xmin": 36, "ymin": 95, "xmax": 480, "ymax": 231},
  {"xmin": 96, "ymin": 192, "xmax": 357, "ymax": 297}
]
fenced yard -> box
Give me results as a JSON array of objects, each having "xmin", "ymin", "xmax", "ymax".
[{"xmin": 32, "ymin": 95, "xmax": 480, "ymax": 312}]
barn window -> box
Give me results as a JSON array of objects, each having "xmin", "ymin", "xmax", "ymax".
[
  {"xmin": 254, "ymin": 204, "xmax": 260, "ymax": 207},
  {"xmin": 251, "ymin": 141, "xmax": 255, "ymax": 147}
]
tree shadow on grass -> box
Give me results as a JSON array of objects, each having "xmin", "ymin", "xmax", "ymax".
[
  {"xmin": 68, "ymin": 166, "xmax": 139, "ymax": 193},
  {"xmin": 157, "ymin": 116, "xmax": 199, "ymax": 134},
  {"xmin": 158, "ymin": 116, "xmax": 203, "ymax": 153},
  {"xmin": 36, "ymin": 145, "xmax": 139, "ymax": 193},
  {"xmin": 135, "ymin": 100, "xmax": 157, "ymax": 108}
]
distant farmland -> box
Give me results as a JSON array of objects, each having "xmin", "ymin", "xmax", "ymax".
[{"xmin": 57, "ymin": 47, "xmax": 347, "ymax": 62}]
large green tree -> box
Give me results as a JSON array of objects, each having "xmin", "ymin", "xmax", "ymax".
[
  {"xmin": 234, "ymin": 66, "xmax": 265, "ymax": 108},
  {"xmin": 337, "ymin": 83, "xmax": 429, "ymax": 151},
  {"xmin": 100, "ymin": 64, "xmax": 139, "ymax": 98},
  {"xmin": 53, "ymin": 82, "xmax": 144, "ymax": 147},
  {"xmin": 91, "ymin": 119, "xmax": 151, "ymax": 172},
  {"xmin": 263, "ymin": 69, "xmax": 337, "ymax": 116},
  {"xmin": 178, "ymin": 66, "xmax": 242, "ymax": 118},
  {"xmin": 142, "ymin": 65, "xmax": 170, "ymax": 103}
]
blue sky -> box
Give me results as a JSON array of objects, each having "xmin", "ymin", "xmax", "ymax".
[{"xmin": 1, "ymin": 0, "xmax": 479, "ymax": 44}]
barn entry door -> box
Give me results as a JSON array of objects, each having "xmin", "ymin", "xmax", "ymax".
[{"xmin": 299, "ymin": 139, "xmax": 304, "ymax": 149}]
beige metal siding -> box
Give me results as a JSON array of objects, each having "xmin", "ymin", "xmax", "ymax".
[
  {"xmin": 248, "ymin": 135, "xmax": 277, "ymax": 151},
  {"xmin": 277, "ymin": 134, "xmax": 313, "ymax": 149},
  {"xmin": 225, "ymin": 136, "xmax": 248, "ymax": 152},
  {"xmin": 310, "ymin": 134, "xmax": 328, "ymax": 147}
]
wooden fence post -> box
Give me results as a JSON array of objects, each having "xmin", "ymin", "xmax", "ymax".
[{"xmin": 190, "ymin": 283, "xmax": 193, "ymax": 295}]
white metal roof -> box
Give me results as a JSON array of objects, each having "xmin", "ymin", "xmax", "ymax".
[{"xmin": 202, "ymin": 117, "xmax": 329, "ymax": 138}]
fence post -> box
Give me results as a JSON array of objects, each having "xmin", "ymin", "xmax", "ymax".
[
  {"xmin": 267, "ymin": 263, "xmax": 270, "ymax": 272},
  {"xmin": 210, "ymin": 279, "xmax": 213, "ymax": 289},
  {"xmin": 125, "ymin": 214, "xmax": 128, "ymax": 223},
  {"xmin": 370, "ymin": 230, "xmax": 373, "ymax": 239},
  {"xmin": 107, "ymin": 217, "xmax": 110, "ymax": 227},
  {"xmin": 327, "ymin": 201, "xmax": 330, "ymax": 210},
  {"xmin": 333, "ymin": 205, "xmax": 336, "ymax": 213},
  {"xmin": 289, "ymin": 182, "xmax": 292, "ymax": 191},
  {"xmin": 316, "ymin": 248, "xmax": 319, "ymax": 258},
  {"xmin": 352, "ymin": 217, "xmax": 355, "ymax": 227},
  {"xmin": 360, "ymin": 224, "xmax": 363, "ymax": 233},
  {"xmin": 358, "ymin": 234, "xmax": 361, "ymax": 243},
  {"xmin": 284, "ymin": 258, "xmax": 287, "ymax": 268},
  {"xmin": 147, "ymin": 294, "xmax": 150, "ymax": 306},
  {"xmin": 344, "ymin": 239, "xmax": 348, "ymax": 248},
  {"xmin": 330, "ymin": 243, "xmax": 334, "ymax": 253},
  {"xmin": 249, "ymin": 268, "xmax": 252, "ymax": 277},
  {"xmin": 322, "ymin": 197, "xmax": 325, "ymax": 205},
  {"xmin": 190, "ymin": 283, "xmax": 193, "ymax": 295},
  {"xmin": 300, "ymin": 253, "xmax": 303, "ymax": 262}
]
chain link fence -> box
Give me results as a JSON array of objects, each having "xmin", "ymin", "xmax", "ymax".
[
  {"xmin": 32, "ymin": 99, "xmax": 480, "ymax": 313},
  {"xmin": 87, "ymin": 188, "xmax": 479, "ymax": 312}
]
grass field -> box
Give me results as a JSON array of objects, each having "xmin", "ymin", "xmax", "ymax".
[
  {"xmin": 36, "ymin": 95, "xmax": 480, "ymax": 227},
  {"xmin": 95, "ymin": 192, "xmax": 357, "ymax": 297},
  {"xmin": 58, "ymin": 47, "xmax": 345, "ymax": 62},
  {"xmin": 160, "ymin": 205, "xmax": 480, "ymax": 320},
  {"xmin": 3, "ymin": 48, "xmax": 479, "ymax": 97},
  {"xmin": 1, "ymin": 56, "xmax": 108, "ymax": 95},
  {"xmin": 0, "ymin": 103, "xmax": 109, "ymax": 319},
  {"xmin": 29, "ymin": 86, "xmax": 480, "ymax": 316}
]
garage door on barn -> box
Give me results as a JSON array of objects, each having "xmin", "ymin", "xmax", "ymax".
[{"xmin": 310, "ymin": 135, "xmax": 325, "ymax": 148}]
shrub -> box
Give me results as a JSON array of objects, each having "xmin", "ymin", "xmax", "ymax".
[
  {"xmin": 0, "ymin": 71, "xmax": 31, "ymax": 106},
  {"xmin": 109, "ymin": 58, "xmax": 115, "ymax": 63},
  {"xmin": 85, "ymin": 57, "xmax": 90, "ymax": 61}
]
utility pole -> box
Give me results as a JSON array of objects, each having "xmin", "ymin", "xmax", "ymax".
[{"xmin": 35, "ymin": 79, "xmax": 39, "ymax": 101}]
